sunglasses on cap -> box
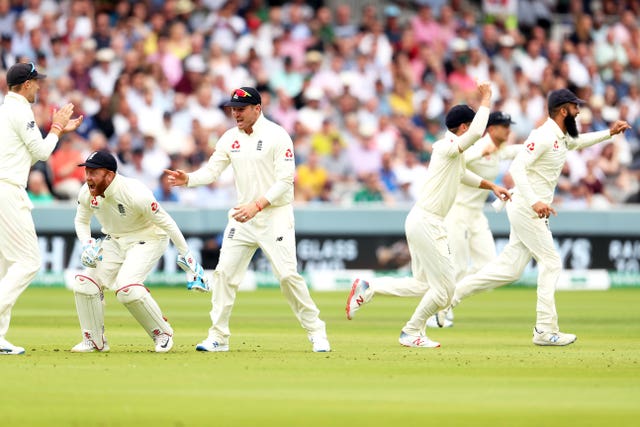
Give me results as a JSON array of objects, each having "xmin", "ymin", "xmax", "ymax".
[{"xmin": 233, "ymin": 88, "xmax": 253, "ymax": 98}]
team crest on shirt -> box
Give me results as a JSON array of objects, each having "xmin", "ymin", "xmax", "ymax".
[
  {"xmin": 90, "ymin": 197, "xmax": 99, "ymax": 208},
  {"xmin": 285, "ymin": 148, "xmax": 294, "ymax": 161},
  {"xmin": 26, "ymin": 121, "xmax": 35, "ymax": 130},
  {"xmin": 553, "ymin": 140, "xmax": 559, "ymax": 151},
  {"xmin": 151, "ymin": 202, "xmax": 159, "ymax": 213},
  {"xmin": 526, "ymin": 142, "xmax": 535, "ymax": 152},
  {"xmin": 231, "ymin": 140, "xmax": 240, "ymax": 152}
]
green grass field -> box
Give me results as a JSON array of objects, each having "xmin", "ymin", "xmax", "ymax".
[{"xmin": 1, "ymin": 286, "xmax": 639, "ymax": 427}]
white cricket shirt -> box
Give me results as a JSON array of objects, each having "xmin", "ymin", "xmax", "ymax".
[
  {"xmin": 454, "ymin": 135, "xmax": 521, "ymax": 210},
  {"xmin": 0, "ymin": 92, "xmax": 59, "ymax": 188},
  {"xmin": 416, "ymin": 106, "xmax": 490, "ymax": 217},
  {"xmin": 187, "ymin": 113, "xmax": 294, "ymax": 207},
  {"xmin": 510, "ymin": 118, "xmax": 610, "ymax": 206},
  {"xmin": 75, "ymin": 174, "xmax": 189, "ymax": 254}
]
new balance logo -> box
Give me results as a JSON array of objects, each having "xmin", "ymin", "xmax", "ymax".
[
  {"xmin": 549, "ymin": 335, "xmax": 559, "ymax": 343},
  {"xmin": 355, "ymin": 296, "xmax": 364, "ymax": 306},
  {"xmin": 412, "ymin": 337, "xmax": 424, "ymax": 346}
]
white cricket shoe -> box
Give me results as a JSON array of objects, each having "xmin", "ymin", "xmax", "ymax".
[
  {"xmin": 309, "ymin": 335, "xmax": 331, "ymax": 352},
  {"xmin": 195, "ymin": 338, "xmax": 229, "ymax": 352},
  {"xmin": 71, "ymin": 339, "xmax": 110, "ymax": 353},
  {"xmin": 0, "ymin": 337, "xmax": 25, "ymax": 355},
  {"xmin": 532, "ymin": 327, "xmax": 577, "ymax": 346},
  {"xmin": 426, "ymin": 308, "xmax": 454, "ymax": 328},
  {"xmin": 346, "ymin": 278, "xmax": 372, "ymax": 320},
  {"xmin": 398, "ymin": 331, "xmax": 441, "ymax": 348},
  {"xmin": 154, "ymin": 334, "xmax": 174, "ymax": 353}
]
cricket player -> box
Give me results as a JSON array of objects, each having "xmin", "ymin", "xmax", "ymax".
[
  {"xmin": 428, "ymin": 111, "xmax": 521, "ymax": 327},
  {"xmin": 435, "ymin": 89, "xmax": 631, "ymax": 346},
  {"xmin": 0, "ymin": 62, "xmax": 83, "ymax": 355},
  {"xmin": 166, "ymin": 87, "xmax": 330, "ymax": 352},
  {"xmin": 347, "ymin": 81, "xmax": 512, "ymax": 348},
  {"xmin": 71, "ymin": 150, "xmax": 207, "ymax": 353}
]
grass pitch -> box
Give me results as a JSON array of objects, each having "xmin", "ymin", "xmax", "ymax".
[{"xmin": 1, "ymin": 287, "xmax": 639, "ymax": 427}]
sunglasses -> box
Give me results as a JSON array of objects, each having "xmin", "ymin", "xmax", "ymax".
[{"xmin": 233, "ymin": 88, "xmax": 252, "ymax": 98}]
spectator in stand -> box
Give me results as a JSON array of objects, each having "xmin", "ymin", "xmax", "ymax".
[
  {"xmin": 295, "ymin": 150, "xmax": 328, "ymax": 202},
  {"xmin": 353, "ymin": 172, "xmax": 392, "ymax": 204},
  {"xmin": 27, "ymin": 169, "xmax": 54, "ymax": 204},
  {"xmin": 49, "ymin": 135, "xmax": 86, "ymax": 200},
  {"xmin": 347, "ymin": 122, "xmax": 382, "ymax": 181},
  {"xmin": 153, "ymin": 170, "xmax": 180, "ymax": 203}
]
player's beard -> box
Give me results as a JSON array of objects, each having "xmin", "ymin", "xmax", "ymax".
[{"xmin": 564, "ymin": 113, "xmax": 579, "ymax": 137}]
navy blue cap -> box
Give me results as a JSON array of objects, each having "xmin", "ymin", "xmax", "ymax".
[
  {"xmin": 224, "ymin": 87, "xmax": 262, "ymax": 107},
  {"xmin": 445, "ymin": 105, "xmax": 476, "ymax": 129},
  {"xmin": 547, "ymin": 89, "xmax": 585, "ymax": 110},
  {"xmin": 78, "ymin": 150, "xmax": 117, "ymax": 172},
  {"xmin": 6, "ymin": 62, "xmax": 46, "ymax": 86},
  {"xmin": 488, "ymin": 111, "xmax": 515, "ymax": 126}
]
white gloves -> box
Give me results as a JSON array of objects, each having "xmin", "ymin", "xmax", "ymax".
[
  {"xmin": 177, "ymin": 249, "xmax": 210, "ymax": 292},
  {"xmin": 81, "ymin": 238, "xmax": 103, "ymax": 268}
]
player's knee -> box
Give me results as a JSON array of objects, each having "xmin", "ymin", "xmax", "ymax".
[
  {"xmin": 434, "ymin": 282, "xmax": 455, "ymax": 309},
  {"xmin": 279, "ymin": 273, "xmax": 304, "ymax": 289},
  {"xmin": 540, "ymin": 256, "xmax": 562, "ymax": 275},
  {"xmin": 73, "ymin": 274, "xmax": 101, "ymax": 296},
  {"xmin": 116, "ymin": 284, "xmax": 148, "ymax": 304}
]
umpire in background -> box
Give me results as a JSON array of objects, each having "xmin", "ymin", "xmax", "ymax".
[{"xmin": 0, "ymin": 62, "xmax": 83, "ymax": 355}]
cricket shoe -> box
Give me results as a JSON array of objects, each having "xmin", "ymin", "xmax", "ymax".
[
  {"xmin": 0, "ymin": 337, "xmax": 25, "ymax": 355},
  {"xmin": 309, "ymin": 335, "xmax": 331, "ymax": 352},
  {"xmin": 426, "ymin": 308, "xmax": 454, "ymax": 328},
  {"xmin": 154, "ymin": 334, "xmax": 174, "ymax": 353},
  {"xmin": 71, "ymin": 338, "xmax": 110, "ymax": 353},
  {"xmin": 195, "ymin": 338, "xmax": 229, "ymax": 352},
  {"xmin": 346, "ymin": 278, "xmax": 372, "ymax": 320},
  {"xmin": 398, "ymin": 331, "xmax": 441, "ymax": 348},
  {"xmin": 532, "ymin": 327, "xmax": 577, "ymax": 346}
]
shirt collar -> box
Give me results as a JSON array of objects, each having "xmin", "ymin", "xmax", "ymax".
[
  {"xmin": 545, "ymin": 117, "xmax": 567, "ymax": 140},
  {"xmin": 239, "ymin": 113, "xmax": 266, "ymax": 135},
  {"xmin": 103, "ymin": 173, "xmax": 120, "ymax": 198},
  {"xmin": 6, "ymin": 91, "xmax": 29, "ymax": 104}
]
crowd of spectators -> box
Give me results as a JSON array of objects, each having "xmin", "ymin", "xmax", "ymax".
[{"xmin": 1, "ymin": 0, "xmax": 639, "ymax": 209}]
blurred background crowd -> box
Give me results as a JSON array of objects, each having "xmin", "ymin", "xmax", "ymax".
[{"xmin": 1, "ymin": 0, "xmax": 640, "ymax": 209}]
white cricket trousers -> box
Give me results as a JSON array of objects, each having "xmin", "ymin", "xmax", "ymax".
[
  {"xmin": 445, "ymin": 204, "xmax": 497, "ymax": 282},
  {"xmin": 90, "ymin": 235, "xmax": 169, "ymax": 290},
  {"xmin": 207, "ymin": 205, "xmax": 326, "ymax": 345},
  {"xmin": 399, "ymin": 207, "xmax": 456, "ymax": 335},
  {"xmin": 0, "ymin": 182, "xmax": 41, "ymax": 338},
  {"xmin": 452, "ymin": 195, "xmax": 562, "ymax": 333}
]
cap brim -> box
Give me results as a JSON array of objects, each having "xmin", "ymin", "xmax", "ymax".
[
  {"xmin": 78, "ymin": 161, "xmax": 102, "ymax": 168},
  {"xmin": 34, "ymin": 74, "xmax": 47, "ymax": 80},
  {"xmin": 223, "ymin": 101, "xmax": 257, "ymax": 107}
]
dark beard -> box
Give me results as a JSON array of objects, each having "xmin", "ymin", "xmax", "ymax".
[{"xmin": 564, "ymin": 114, "xmax": 579, "ymax": 137}]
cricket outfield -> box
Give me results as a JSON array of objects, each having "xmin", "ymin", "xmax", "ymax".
[{"xmin": 1, "ymin": 287, "xmax": 638, "ymax": 426}]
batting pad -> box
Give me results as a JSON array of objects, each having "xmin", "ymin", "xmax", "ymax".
[
  {"xmin": 116, "ymin": 284, "xmax": 173, "ymax": 339},
  {"xmin": 73, "ymin": 275, "xmax": 107, "ymax": 350}
]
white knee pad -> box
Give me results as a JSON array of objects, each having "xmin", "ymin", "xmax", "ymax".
[
  {"xmin": 116, "ymin": 284, "xmax": 173, "ymax": 340},
  {"xmin": 73, "ymin": 275, "xmax": 107, "ymax": 350}
]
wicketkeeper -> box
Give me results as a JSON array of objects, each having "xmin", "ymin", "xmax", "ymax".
[{"xmin": 71, "ymin": 150, "xmax": 208, "ymax": 353}]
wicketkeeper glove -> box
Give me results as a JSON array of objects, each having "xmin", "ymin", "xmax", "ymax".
[
  {"xmin": 81, "ymin": 238, "xmax": 103, "ymax": 268},
  {"xmin": 176, "ymin": 250, "xmax": 210, "ymax": 292}
]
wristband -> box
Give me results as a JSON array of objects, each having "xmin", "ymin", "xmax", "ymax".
[
  {"xmin": 51, "ymin": 123, "xmax": 63, "ymax": 132},
  {"xmin": 255, "ymin": 201, "xmax": 262, "ymax": 212}
]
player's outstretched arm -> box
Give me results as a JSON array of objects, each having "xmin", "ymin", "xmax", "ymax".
[{"xmin": 164, "ymin": 169, "xmax": 189, "ymax": 187}]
